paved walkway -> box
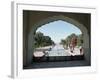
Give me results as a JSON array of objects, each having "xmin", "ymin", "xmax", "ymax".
[{"xmin": 33, "ymin": 44, "xmax": 83, "ymax": 57}]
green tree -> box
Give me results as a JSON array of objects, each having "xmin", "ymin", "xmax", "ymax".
[
  {"xmin": 60, "ymin": 33, "xmax": 83, "ymax": 49},
  {"xmin": 34, "ymin": 32, "xmax": 55, "ymax": 48},
  {"xmin": 77, "ymin": 34, "xmax": 83, "ymax": 47}
]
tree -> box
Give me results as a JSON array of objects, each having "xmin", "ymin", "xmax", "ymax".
[
  {"xmin": 34, "ymin": 32, "xmax": 44, "ymax": 47},
  {"xmin": 60, "ymin": 39, "xmax": 67, "ymax": 49},
  {"xmin": 60, "ymin": 33, "xmax": 83, "ymax": 49},
  {"xmin": 34, "ymin": 32, "xmax": 55, "ymax": 48},
  {"xmin": 77, "ymin": 34, "xmax": 83, "ymax": 47}
]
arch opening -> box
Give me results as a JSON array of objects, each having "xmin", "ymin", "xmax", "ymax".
[{"xmin": 33, "ymin": 20, "xmax": 84, "ymax": 61}]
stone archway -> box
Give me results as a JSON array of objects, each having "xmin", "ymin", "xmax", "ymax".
[{"xmin": 27, "ymin": 15, "xmax": 90, "ymax": 65}]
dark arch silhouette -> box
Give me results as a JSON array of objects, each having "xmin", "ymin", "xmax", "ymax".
[{"xmin": 27, "ymin": 15, "xmax": 90, "ymax": 65}]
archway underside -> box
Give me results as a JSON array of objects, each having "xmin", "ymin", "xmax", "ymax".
[{"xmin": 25, "ymin": 15, "xmax": 90, "ymax": 68}]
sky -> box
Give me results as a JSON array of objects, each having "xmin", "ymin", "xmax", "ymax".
[{"xmin": 36, "ymin": 20, "xmax": 82, "ymax": 43}]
